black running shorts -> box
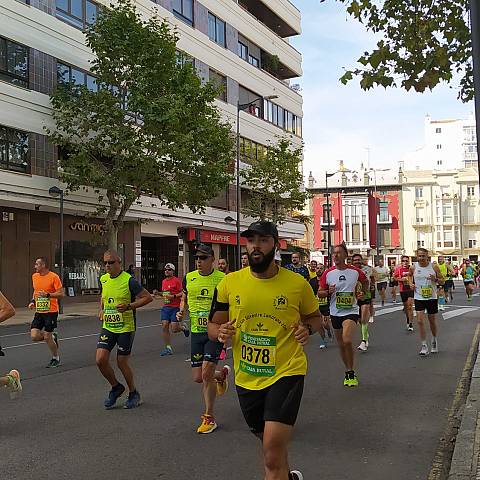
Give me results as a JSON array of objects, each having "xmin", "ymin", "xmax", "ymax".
[
  {"xmin": 236, "ymin": 375, "xmax": 304, "ymax": 435},
  {"xmin": 377, "ymin": 282, "xmax": 388, "ymax": 292},
  {"xmin": 414, "ymin": 299, "xmax": 438, "ymax": 315},
  {"xmin": 400, "ymin": 290, "xmax": 414, "ymax": 303},
  {"xmin": 330, "ymin": 314, "xmax": 359, "ymax": 330},
  {"xmin": 97, "ymin": 328, "xmax": 135, "ymax": 356},
  {"xmin": 319, "ymin": 306, "xmax": 330, "ymax": 317},
  {"xmin": 357, "ymin": 298, "xmax": 372, "ymax": 307},
  {"xmin": 190, "ymin": 332, "xmax": 223, "ymax": 368},
  {"xmin": 31, "ymin": 312, "xmax": 58, "ymax": 333}
]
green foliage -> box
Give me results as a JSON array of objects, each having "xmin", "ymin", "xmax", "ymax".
[
  {"xmin": 46, "ymin": 0, "xmax": 234, "ymax": 248},
  {"xmin": 242, "ymin": 137, "xmax": 309, "ymax": 224},
  {"xmin": 336, "ymin": 0, "xmax": 472, "ymax": 101}
]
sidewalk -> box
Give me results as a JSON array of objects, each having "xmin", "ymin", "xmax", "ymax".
[
  {"xmin": 448, "ymin": 324, "xmax": 480, "ymax": 480},
  {"xmin": 1, "ymin": 298, "xmax": 163, "ymax": 327}
]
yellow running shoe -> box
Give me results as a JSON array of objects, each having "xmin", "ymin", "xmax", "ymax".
[
  {"xmin": 216, "ymin": 365, "xmax": 230, "ymax": 396},
  {"xmin": 197, "ymin": 414, "xmax": 217, "ymax": 434},
  {"xmin": 6, "ymin": 369, "xmax": 22, "ymax": 399},
  {"xmin": 348, "ymin": 373, "xmax": 359, "ymax": 387}
]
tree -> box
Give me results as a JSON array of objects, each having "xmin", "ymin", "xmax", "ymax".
[
  {"xmin": 241, "ymin": 137, "xmax": 309, "ymax": 224},
  {"xmin": 335, "ymin": 0, "xmax": 472, "ymax": 102},
  {"xmin": 46, "ymin": 0, "xmax": 234, "ymax": 249}
]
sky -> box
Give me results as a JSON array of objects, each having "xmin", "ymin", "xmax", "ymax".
[{"xmin": 290, "ymin": 0, "xmax": 473, "ymax": 182}]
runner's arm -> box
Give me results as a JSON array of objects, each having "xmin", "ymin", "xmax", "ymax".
[
  {"xmin": 209, "ymin": 287, "xmax": 234, "ymax": 342},
  {"xmin": 407, "ymin": 266, "xmax": 415, "ymax": 289},
  {"xmin": 433, "ymin": 265, "xmax": 445, "ymax": 286},
  {"xmin": 300, "ymin": 310, "xmax": 323, "ymax": 335},
  {"xmin": 129, "ymin": 288, "xmax": 153, "ymax": 309},
  {"xmin": 0, "ymin": 291, "xmax": 15, "ymax": 323}
]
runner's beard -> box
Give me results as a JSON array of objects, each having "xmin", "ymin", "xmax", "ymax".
[{"xmin": 248, "ymin": 247, "xmax": 276, "ymax": 273}]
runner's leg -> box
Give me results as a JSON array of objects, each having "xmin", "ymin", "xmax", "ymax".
[
  {"xmin": 117, "ymin": 354, "xmax": 135, "ymax": 392},
  {"xmin": 262, "ymin": 421, "xmax": 293, "ymax": 480},
  {"xmin": 96, "ymin": 348, "xmax": 118, "ymax": 387},
  {"xmin": 201, "ymin": 361, "xmax": 217, "ymax": 416}
]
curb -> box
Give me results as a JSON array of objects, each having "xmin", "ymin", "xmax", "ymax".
[{"xmin": 447, "ymin": 324, "xmax": 480, "ymax": 480}]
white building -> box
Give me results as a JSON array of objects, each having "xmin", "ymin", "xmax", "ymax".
[
  {"xmin": 401, "ymin": 167, "xmax": 480, "ymax": 263},
  {"xmin": 405, "ymin": 114, "xmax": 477, "ymax": 170},
  {"xmin": 0, "ymin": 0, "xmax": 304, "ymax": 304}
]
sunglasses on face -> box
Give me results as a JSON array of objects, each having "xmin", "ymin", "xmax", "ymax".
[
  {"xmin": 195, "ymin": 255, "xmax": 209, "ymax": 260},
  {"xmin": 164, "ymin": 268, "xmax": 172, "ymax": 271},
  {"xmin": 104, "ymin": 260, "xmax": 116, "ymax": 265}
]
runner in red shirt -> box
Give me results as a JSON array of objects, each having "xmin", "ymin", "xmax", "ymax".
[
  {"xmin": 394, "ymin": 255, "xmax": 414, "ymax": 332},
  {"xmin": 156, "ymin": 263, "xmax": 189, "ymax": 356},
  {"xmin": 318, "ymin": 244, "xmax": 368, "ymax": 387}
]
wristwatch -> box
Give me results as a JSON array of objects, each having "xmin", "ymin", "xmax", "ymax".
[
  {"xmin": 306, "ymin": 324, "xmax": 313, "ymax": 336},
  {"xmin": 46, "ymin": 293, "xmax": 51, "ymax": 298}
]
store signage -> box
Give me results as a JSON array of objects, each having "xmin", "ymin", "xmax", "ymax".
[
  {"xmin": 68, "ymin": 272, "xmax": 86, "ymax": 280},
  {"xmin": 186, "ymin": 228, "xmax": 287, "ymax": 249},
  {"xmin": 69, "ymin": 221, "xmax": 106, "ymax": 235}
]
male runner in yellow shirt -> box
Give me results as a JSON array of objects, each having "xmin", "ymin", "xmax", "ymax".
[{"xmin": 209, "ymin": 221, "xmax": 322, "ymax": 480}]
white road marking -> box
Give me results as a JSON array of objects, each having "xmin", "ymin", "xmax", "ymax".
[
  {"xmin": 441, "ymin": 308, "xmax": 477, "ymax": 320},
  {"xmin": 374, "ymin": 306, "xmax": 404, "ymax": 316},
  {"xmin": 1, "ymin": 323, "xmax": 164, "ymax": 350}
]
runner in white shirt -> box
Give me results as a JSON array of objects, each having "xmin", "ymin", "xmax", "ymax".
[
  {"xmin": 374, "ymin": 259, "xmax": 390, "ymax": 306},
  {"xmin": 409, "ymin": 248, "xmax": 444, "ymax": 356},
  {"xmin": 319, "ymin": 244, "xmax": 368, "ymax": 387}
]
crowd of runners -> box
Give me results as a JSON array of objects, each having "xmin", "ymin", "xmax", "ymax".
[{"xmin": 1, "ymin": 219, "xmax": 479, "ymax": 480}]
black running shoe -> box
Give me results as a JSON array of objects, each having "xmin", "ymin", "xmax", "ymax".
[{"xmin": 104, "ymin": 383, "xmax": 126, "ymax": 409}]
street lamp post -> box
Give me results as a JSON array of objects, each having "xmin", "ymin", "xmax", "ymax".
[
  {"xmin": 469, "ymin": 0, "xmax": 480, "ymax": 187},
  {"xmin": 235, "ymin": 94, "xmax": 278, "ymax": 270},
  {"xmin": 49, "ymin": 186, "xmax": 64, "ymax": 314},
  {"xmin": 325, "ymin": 172, "xmax": 336, "ymax": 267}
]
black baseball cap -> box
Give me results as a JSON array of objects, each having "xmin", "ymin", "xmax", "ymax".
[
  {"xmin": 241, "ymin": 221, "xmax": 279, "ymax": 240},
  {"xmin": 195, "ymin": 244, "xmax": 214, "ymax": 256}
]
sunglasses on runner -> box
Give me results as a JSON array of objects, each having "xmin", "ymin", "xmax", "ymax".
[
  {"xmin": 164, "ymin": 268, "xmax": 173, "ymax": 271},
  {"xmin": 104, "ymin": 260, "xmax": 116, "ymax": 265},
  {"xmin": 195, "ymin": 255, "xmax": 209, "ymax": 260}
]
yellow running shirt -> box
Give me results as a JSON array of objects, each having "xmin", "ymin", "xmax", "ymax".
[{"xmin": 215, "ymin": 266, "xmax": 319, "ymax": 390}]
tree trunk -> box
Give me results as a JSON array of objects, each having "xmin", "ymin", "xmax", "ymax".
[{"xmin": 106, "ymin": 224, "xmax": 118, "ymax": 250}]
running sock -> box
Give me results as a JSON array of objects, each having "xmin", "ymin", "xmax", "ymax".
[
  {"xmin": 422, "ymin": 341, "xmax": 428, "ymax": 347},
  {"xmin": 361, "ymin": 324, "xmax": 369, "ymax": 341},
  {"xmin": 53, "ymin": 356, "xmax": 59, "ymax": 361}
]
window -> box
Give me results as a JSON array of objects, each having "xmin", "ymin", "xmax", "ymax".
[
  {"xmin": 0, "ymin": 125, "xmax": 29, "ymax": 174},
  {"xmin": 57, "ymin": 62, "xmax": 97, "ymax": 91},
  {"xmin": 56, "ymin": 0, "xmax": 98, "ymax": 29},
  {"xmin": 322, "ymin": 203, "xmax": 331, "ymax": 221},
  {"xmin": 415, "ymin": 207, "xmax": 424, "ymax": 223},
  {"xmin": 263, "ymin": 99, "xmax": 301, "ymax": 136},
  {"xmin": 240, "ymin": 137, "xmax": 267, "ymax": 164},
  {"xmin": 238, "ymin": 42, "xmax": 248, "ymax": 61},
  {"xmin": 208, "ymin": 13, "xmax": 226, "ymax": 47},
  {"xmin": 442, "ymin": 203, "xmax": 453, "ymax": 224},
  {"xmin": 0, "ymin": 37, "xmax": 28, "ymax": 88},
  {"xmin": 248, "ymin": 55, "xmax": 259, "ymax": 68},
  {"xmin": 209, "ymin": 69, "xmax": 227, "ymax": 102},
  {"xmin": 463, "ymin": 143, "xmax": 476, "ymax": 160},
  {"xmin": 443, "ymin": 228, "xmax": 453, "ymax": 248},
  {"xmin": 436, "ymin": 144, "xmax": 442, "ymax": 150},
  {"xmin": 435, "ymin": 127, "xmax": 442, "ymax": 133},
  {"xmin": 469, "ymin": 239, "xmax": 477, "ymax": 248},
  {"xmin": 467, "ymin": 186, "xmax": 475, "ymax": 197},
  {"xmin": 172, "ymin": 0, "xmax": 193, "ymax": 26},
  {"xmin": 437, "ymin": 160, "xmax": 443, "ymax": 166},
  {"xmin": 464, "ymin": 126, "xmax": 476, "ymax": 143},
  {"xmin": 415, "ymin": 187, "xmax": 423, "ymax": 199},
  {"xmin": 379, "ymin": 201, "xmax": 389, "ymax": 222}
]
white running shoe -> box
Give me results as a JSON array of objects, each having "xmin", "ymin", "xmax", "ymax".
[
  {"xmin": 431, "ymin": 339, "xmax": 438, "ymax": 353},
  {"xmin": 290, "ymin": 471, "xmax": 304, "ymax": 480},
  {"xmin": 419, "ymin": 344, "xmax": 429, "ymax": 356},
  {"xmin": 357, "ymin": 341, "xmax": 368, "ymax": 352},
  {"xmin": 368, "ymin": 317, "xmax": 374, "ymax": 324}
]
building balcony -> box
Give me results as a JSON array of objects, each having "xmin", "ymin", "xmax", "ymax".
[
  {"xmin": 464, "ymin": 218, "xmax": 480, "ymax": 226},
  {"xmin": 412, "ymin": 218, "xmax": 432, "ymax": 228},
  {"xmin": 320, "ymin": 217, "xmax": 335, "ymax": 226},
  {"xmin": 411, "ymin": 241, "xmax": 434, "ymax": 252},
  {"xmin": 377, "ymin": 213, "xmax": 392, "ymax": 225}
]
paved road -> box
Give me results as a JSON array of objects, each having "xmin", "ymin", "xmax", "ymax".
[{"xmin": 1, "ymin": 287, "xmax": 479, "ymax": 480}]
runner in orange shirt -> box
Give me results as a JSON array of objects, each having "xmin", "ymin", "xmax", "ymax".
[{"xmin": 28, "ymin": 257, "xmax": 64, "ymax": 368}]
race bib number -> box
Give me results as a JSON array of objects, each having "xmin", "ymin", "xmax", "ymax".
[
  {"xmin": 192, "ymin": 311, "xmax": 209, "ymax": 332},
  {"xmin": 318, "ymin": 296, "xmax": 328, "ymax": 306},
  {"xmin": 103, "ymin": 306, "xmax": 124, "ymax": 329},
  {"xmin": 240, "ymin": 332, "xmax": 276, "ymax": 377},
  {"xmin": 35, "ymin": 297, "xmax": 50, "ymax": 312},
  {"xmin": 162, "ymin": 291, "xmax": 171, "ymax": 305},
  {"xmin": 336, "ymin": 292, "xmax": 354, "ymax": 309},
  {"xmin": 421, "ymin": 285, "xmax": 433, "ymax": 299}
]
